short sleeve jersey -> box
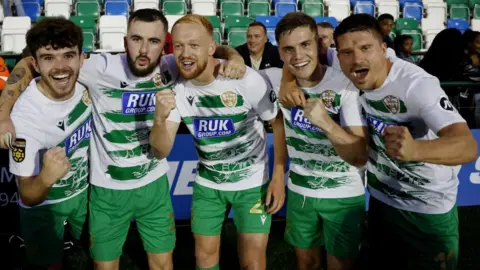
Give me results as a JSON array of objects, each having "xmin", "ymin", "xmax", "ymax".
[
  {"xmin": 260, "ymin": 67, "xmax": 366, "ymax": 199},
  {"xmin": 361, "ymin": 59, "xmax": 466, "ymax": 214},
  {"xmin": 9, "ymin": 79, "xmax": 92, "ymax": 207},
  {"xmin": 168, "ymin": 66, "xmax": 278, "ymax": 191},
  {"xmin": 78, "ymin": 53, "xmax": 178, "ymax": 190}
]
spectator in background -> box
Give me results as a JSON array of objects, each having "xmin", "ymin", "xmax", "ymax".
[
  {"xmin": 394, "ymin": 34, "xmax": 416, "ymax": 64},
  {"xmin": 316, "ymin": 22, "xmax": 334, "ymax": 49},
  {"xmin": 0, "ymin": 57, "xmax": 10, "ymax": 90},
  {"xmin": 377, "ymin": 13, "xmax": 394, "ymax": 48},
  {"xmin": 2, "ymin": 0, "xmax": 25, "ymax": 17},
  {"xmin": 162, "ymin": 32, "xmax": 173, "ymax": 55},
  {"xmin": 464, "ymin": 30, "xmax": 480, "ymax": 66},
  {"xmin": 235, "ymin": 22, "xmax": 283, "ymax": 70}
]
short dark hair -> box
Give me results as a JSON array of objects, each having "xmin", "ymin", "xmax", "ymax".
[
  {"xmin": 275, "ymin": 12, "xmax": 317, "ymax": 44},
  {"xmin": 377, "ymin": 13, "xmax": 394, "ymax": 22},
  {"xmin": 334, "ymin": 14, "xmax": 384, "ymax": 45},
  {"xmin": 317, "ymin": 22, "xmax": 334, "ymax": 29},
  {"xmin": 128, "ymin": 8, "xmax": 169, "ymax": 35},
  {"xmin": 249, "ymin": 21, "xmax": 267, "ymax": 34},
  {"xmin": 26, "ymin": 17, "xmax": 83, "ymax": 59}
]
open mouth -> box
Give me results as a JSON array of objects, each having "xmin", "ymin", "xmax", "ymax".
[
  {"xmin": 353, "ymin": 68, "xmax": 369, "ymax": 81},
  {"xmin": 293, "ymin": 61, "xmax": 309, "ymax": 69},
  {"xmin": 52, "ymin": 74, "xmax": 71, "ymax": 86},
  {"xmin": 181, "ymin": 60, "xmax": 195, "ymax": 71}
]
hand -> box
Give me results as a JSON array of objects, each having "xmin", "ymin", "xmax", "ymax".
[
  {"xmin": 0, "ymin": 118, "xmax": 16, "ymax": 149},
  {"xmin": 304, "ymin": 98, "xmax": 332, "ymax": 132},
  {"xmin": 265, "ymin": 170, "xmax": 286, "ymax": 214},
  {"xmin": 40, "ymin": 147, "xmax": 71, "ymax": 186},
  {"xmin": 279, "ymin": 84, "xmax": 306, "ymax": 108},
  {"xmin": 219, "ymin": 56, "xmax": 246, "ymax": 79},
  {"xmin": 154, "ymin": 89, "xmax": 176, "ymax": 121},
  {"xmin": 383, "ymin": 126, "xmax": 418, "ymax": 162}
]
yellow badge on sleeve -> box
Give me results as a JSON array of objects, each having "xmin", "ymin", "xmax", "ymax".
[{"xmin": 12, "ymin": 138, "xmax": 26, "ymax": 163}]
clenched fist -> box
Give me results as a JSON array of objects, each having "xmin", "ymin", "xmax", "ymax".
[
  {"xmin": 154, "ymin": 89, "xmax": 176, "ymax": 121},
  {"xmin": 41, "ymin": 147, "xmax": 71, "ymax": 186},
  {"xmin": 383, "ymin": 126, "xmax": 418, "ymax": 162},
  {"xmin": 304, "ymin": 98, "xmax": 332, "ymax": 132}
]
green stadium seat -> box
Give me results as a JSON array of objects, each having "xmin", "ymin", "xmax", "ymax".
[
  {"xmin": 228, "ymin": 31, "xmax": 247, "ymax": 47},
  {"xmin": 163, "ymin": 1, "xmax": 187, "ymax": 15},
  {"xmin": 450, "ymin": 4, "xmax": 470, "ymax": 20},
  {"xmin": 248, "ymin": 1, "xmax": 270, "ymax": 19},
  {"xmin": 224, "ymin": 16, "xmax": 250, "ymax": 47},
  {"xmin": 71, "ymin": 16, "xmax": 97, "ymax": 35},
  {"xmin": 299, "ymin": 0, "xmax": 323, "ymax": 7},
  {"xmin": 303, "ymin": 2, "xmax": 324, "ymax": 17},
  {"xmin": 76, "ymin": 1, "xmax": 100, "ymax": 17},
  {"xmin": 398, "ymin": 29, "xmax": 423, "ymax": 51},
  {"xmin": 395, "ymin": 18, "xmax": 419, "ymax": 32},
  {"xmin": 206, "ymin": 16, "xmax": 222, "ymax": 44},
  {"xmin": 221, "ymin": 1, "xmax": 244, "ymax": 20},
  {"xmin": 77, "ymin": 0, "xmax": 102, "ymax": 5},
  {"xmin": 83, "ymin": 32, "xmax": 95, "ymax": 52},
  {"xmin": 447, "ymin": 0, "xmax": 468, "ymax": 7}
]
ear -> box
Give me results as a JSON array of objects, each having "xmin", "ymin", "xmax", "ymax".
[
  {"xmin": 31, "ymin": 56, "xmax": 40, "ymax": 74},
  {"xmin": 79, "ymin": 52, "xmax": 86, "ymax": 68},
  {"xmin": 124, "ymin": 36, "xmax": 128, "ymax": 52},
  {"xmin": 208, "ymin": 38, "xmax": 216, "ymax": 56}
]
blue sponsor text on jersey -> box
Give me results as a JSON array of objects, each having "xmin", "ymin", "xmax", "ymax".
[
  {"xmin": 121, "ymin": 91, "xmax": 156, "ymax": 115},
  {"xmin": 193, "ymin": 118, "xmax": 235, "ymax": 139},
  {"xmin": 291, "ymin": 107, "xmax": 322, "ymax": 132},
  {"xmin": 66, "ymin": 117, "xmax": 92, "ymax": 155},
  {"xmin": 366, "ymin": 115, "xmax": 397, "ymax": 135}
]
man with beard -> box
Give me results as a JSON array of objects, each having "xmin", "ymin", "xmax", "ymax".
[
  {"xmin": 150, "ymin": 14, "xmax": 287, "ymax": 270},
  {"xmin": 8, "ymin": 18, "xmax": 91, "ymax": 269},
  {"xmin": 0, "ymin": 9, "xmax": 246, "ymax": 270},
  {"xmin": 279, "ymin": 14, "xmax": 478, "ymax": 270}
]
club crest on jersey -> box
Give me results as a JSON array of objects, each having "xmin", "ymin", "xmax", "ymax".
[
  {"xmin": 12, "ymin": 138, "xmax": 26, "ymax": 163},
  {"xmin": 366, "ymin": 115, "xmax": 397, "ymax": 135},
  {"xmin": 193, "ymin": 118, "xmax": 235, "ymax": 139},
  {"xmin": 383, "ymin": 95, "xmax": 400, "ymax": 114},
  {"xmin": 320, "ymin": 90, "xmax": 336, "ymax": 108},
  {"xmin": 220, "ymin": 91, "xmax": 238, "ymax": 108},
  {"xmin": 122, "ymin": 91, "xmax": 156, "ymax": 115},
  {"xmin": 65, "ymin": 117, "xmax": 92, "ymax": 155},
  {"xmin": 82, "ymin": 89, "xmax": 91, "ymax": 105},
  {"xmin": 153, "ymin": 70, "xmax": 172, "ymax": 87},
  {"xmin": 291, "ymin": 107, "xmax": 322, "ymax": 132}
]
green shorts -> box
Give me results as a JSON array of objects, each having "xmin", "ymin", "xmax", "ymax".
[
  {"xmin": 19, "ymin": 188, "xmax": 88, "ymax": 266},
  {"xmin": 89, "ymin": 174, "xmax": 175, "ymax": 262},
  {"xmin": 368, "ymin": 197, "xmax": 459, "ymax": 270},
  {"xmin": 191, "ymin": 183, "xmax": 271, "ymax": 235},
  {"xmin": 284, "ymin": 189, "xmax": 365, "ymax": 258}
]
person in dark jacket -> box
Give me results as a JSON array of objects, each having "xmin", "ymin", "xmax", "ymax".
[{"xmin": 235, "ymin": 22, "xmax": 283, "ymax": 70}]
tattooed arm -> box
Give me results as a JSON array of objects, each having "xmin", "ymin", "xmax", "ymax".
[{"xmin": 0, "ymin": 57, "xmax": 36, "ymax": 149}]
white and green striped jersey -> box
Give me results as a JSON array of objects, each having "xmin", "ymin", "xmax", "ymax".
[
  {"xmin": 259, "ymin": 67, "xmax": 366, "ymax": 199},
  {"xmin": 361, "ymin": 59, "xmax": 466, "ymax": 214},
  {"xmin": 9, "ymin": 79, "xmax": 92, "ymax": 207},
  {"xmin": 78, "ymin": 53, "xmax": 178, "ymax": 190},
  {"xmin": 167, "ymin": 66, "xmax": 278, "ymax": 191}
]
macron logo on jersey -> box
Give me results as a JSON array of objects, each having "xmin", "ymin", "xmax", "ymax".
[
  {"xmin": 65, "ymin": 117, "xmax": 92, "ymax": 155},
  {"xmin": 121, "ymin": 92, "xmax": 156, "ymax": 115},
  {"xmin": 193, "ymin": 118, "xmax": 235, "ymax": 139},
  {"xmin": 291, "ymin": 107, "xmax": 322, "ymax": 132},
  {"xmin": 366, "ymin": 115, "xmax": 397, "ymax": 135}
]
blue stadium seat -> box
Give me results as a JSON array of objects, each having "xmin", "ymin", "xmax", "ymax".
[
  {"xmin": 271, "ymin": 0, "xmax": 295, "ymax": 6},
  {"xmin": 399, "ymin": 0, "xmax": 422, "ymax": 10},
  {"xmin": 275, "ymin": 1, "xmax": 297, "ymax": 17},
  {"xmin": 267, "ymin": 31, "xmax": 277, "ymax": 46},
  {"xmin": 256, "ymin": 15, "xmax": 280, "ymax": 29},
  {"xmin": 353, "ymin": 1, "xmax": 375, "ymax": 16},
  {"xmin": 403, "ymin": 2, "xmax": 423, "ymax": 22},
  {"xmin": 21, "ymin": 0, "xmax": 43, "ymax": 6},
  {"xmin": 23, "ymin": 2, "xmax": 41, "ymax": 21},
  {"xmin": 447, "ymin": 18, "xmax": 470, "ymax": 33},
  {"xmin": 313, "ymin": 16, "xmax": 338, "ymax": 28},
  {"xmin": 105, "ymin": 1, "xmax": 130, "ymax": 17}
]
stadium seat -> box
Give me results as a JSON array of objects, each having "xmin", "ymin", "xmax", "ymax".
[
  {"xmin": 447, "ymin": 18, "xmax": 470, "ymax": 33},
  {"xmin": 396, "ymin": 18, "xmax": 419, "ymax": 31},
  {"xmin": 399, "ymin": 0, "xmax": 422, "ymax": 9},
  {"xmin": 220, "ymin": 0, "xmax": 244, "ymax": 19},
  {"xmin": 472, "ymin": 18, "xmax": 480, "ymax": 31},
  {"xmin": 404, "ymin": 2, "xmax": 423, "ymax": 22},
  {"xmin": 105, "ymin": 1, "xmax": 130, "ymax": 17},
  {"xmin": 163, "ymin": 0, "xmax": 187, "ymax": 15},
  {"xmin": 354, "ymin": 1, "xmax": 375, "ymax": 16},
  {"xmin": 165, "ymin": 15, "xmax": 183, "ymax": 31},
  {"xmin": 255, "ymin": 15, "xmax": 280, "ymax": 29},
  {"xmin": 76, "ymin": 1, "xmax": 100, "ymax": 17},
  {"xmin": 191, "ymin": 0, "xmax": 217, "ymax": 16},
  {"xmin": 313, "ymin": 16, "xmax": 338, "ymax": 28},
  {"xmin": 377, "ymin": 1, "xmax": 400, "ymax": 20},
  {"xmin": 0, "ymin": 5, "xmax": 4, "ymax": 23},
  {"xmin": 450, "ymin": 4, "xmax": 470, "ymax": 20},
  {"xmin": 134, "ymin": 0, "xmax": 159, "ymax": 11},
  {"xmin": 421, "ymin": 17, "xmax": 445, "ymax": 34},
  {"xmin": 248, "ymin": 0, "xmax": 270, "ymax": 19},
  {"xmin": 45, "ymin": 0, "xmax": 71, "ymax": 18},
  {"xmin": 83, "ymin": 32, "xmax": 96, "ymax": 52},
  {"xmin": 398, "ymin": 29, "xmax": 423, "ymax": 50},
  {"xmin": 471, "ymin": 0, "xmax": 480, "ymax": 18},
  {"xmin": 267, "ymin": 31, "xmax": 277, "ymax": 45},
  {"xmin": 71, "ymin": 16, "xmax": 97, "ymax": 36},
  {"xmin": 425, "ymin": 2, "xmax": 447, "ymax": 24},
  {"xmin": 99, "ymin": 15, "xmax": 128, "ymax": 51},
  {"xmin": 224, "ymin": 15, "xmax": 250, "ymax": 47},
  {"xmin": 206, "ymin": 16, "xmax": 222, "ymax": 44},
  {"xmin": 1, "ymin": 16, "xmax": 31, "ymax": 53},
  {"xmin": 23, "ymin": 2, "xmax": 41, "ymax": 21},
  {"xmin": 275, "ymin": 0, "xmax": 297, "ymax": 17},
  {"xmin": 327, "ymin": 0, "xmax": 350, "ymax": 21},
  {"xmin": 425, "ymin": 29, "xmax": 442, "ymax": 48},
  {"xmin": 303, "ymin": 1, "xmax": 324, "ymax": 17}
]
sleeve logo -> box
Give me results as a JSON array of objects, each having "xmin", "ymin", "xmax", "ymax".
[
  {"xmin": 269, "ymin": 90, "xmax": 277, "ymax": 103},
  {"xmin": 439, "ymin": 96, "xmax": 455, "ymax": 112},
  {"xmin": 12, "ymin": 138, "xmax": 26, "ymax": 163}
]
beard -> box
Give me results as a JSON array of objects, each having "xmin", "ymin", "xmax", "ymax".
[
  {"xmin": 126, "ymin": 51, "xmax": 160, "ymax": 77},
  {"xmin": 178, "ymin": 58, "xmax": 207, "ymax": 80},
  {"xmin": 43, "ymin": 68, "xmax": 79, "ymax": 99}
]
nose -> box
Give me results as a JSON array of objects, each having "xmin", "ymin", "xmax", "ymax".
[
  {"xmin": 180, "ymin": 45, "xmax": 192, "ymax": 59},
  {"xmin": 139, "ymin": 40, "xmax": 148, "ymax": 54},
  {"xmin": 352, "ymin": 49, "xmax": 366, "ymax": 65}
]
